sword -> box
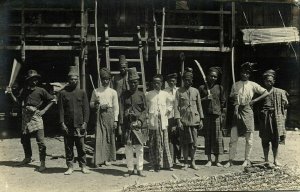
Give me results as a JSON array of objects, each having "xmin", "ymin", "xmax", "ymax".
[{"xmin": 194, "ymin": 60, "xmax": 211, "ymax": 96}]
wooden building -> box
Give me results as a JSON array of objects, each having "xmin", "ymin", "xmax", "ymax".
[{"xmin": 0, "ymin": 0, "xmax": 299, "ymax": 136}]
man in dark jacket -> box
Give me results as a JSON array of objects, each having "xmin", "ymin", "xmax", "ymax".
[
  {"xmin": 6, "ymin": 69, "xmax": 55, "ymax": 172},
  {"xmin": 58, "ymin": 66, "xmax": 90, "ymax": 175},
  {"xmin": 119, "ymin": 67, "xmax": 147, "ymax": 177}
]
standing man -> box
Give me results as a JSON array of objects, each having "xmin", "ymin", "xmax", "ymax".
[
  {"xmin": 199, "ymin": 67, "xmax": 225, "ymax": 167},
  {"xmin": 112, "ymin": 55, "xmax": 129, "ymax": 150},
  {"xmin": 58, "ymin": 66, "xmax": 90, "ymax": 175},
  {"xmin": 174, "ymin": 69, "xmax": 204, "ymax": 170},
  {"xmin": 90, "ymin": 68, "xmax": 119, "ymax": 167},
  {"xmin": 119, "ymin": 68, "xmax": 147, "ymax": 177},
  {"xmin": 146, "ymin": 74, "xmax": 173, "ymax": 172},
  {"xmin": 224, "ymin": 62, "xmax": 269, "ymax": 168},
  {"xmin": 259, "ymin": 69, "xmax": 288, "ymax": 167},
  {"xmin": 164, "ymin": 73, "xmax": 181, "ymax": 164},
  {"xmin": 6, "ymin": 69, "xmax": 56, "ymax": 172}
]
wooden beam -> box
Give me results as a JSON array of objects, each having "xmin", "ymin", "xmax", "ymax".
[
  {"xmin": 10, "ymin": 8, "xmax": 81, "ymax": 11},
  {"xmin": 157, "ymin": 46, "xmax": 231, "ymax": 52},
  {"xmin": 157, "ymin": 25, "xmax": 221, "ymax": 30},
  {"xmin": 155, "ymin": 10, "xmax": 232, "ymax": 14},
  {"xmin": 0, "ymin": 45, "xmax": 79, "ymax": 50},
  {"xmin": 8, "ymin": 23, "xmax": 83, "ymax": 27}
]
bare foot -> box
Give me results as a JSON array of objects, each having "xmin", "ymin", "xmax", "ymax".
[
  {"xmin": 205, "ymin": 161, "xmax": 212, "ymax": 167},
  {"xmin": 274, "ymin": 161, "xmax": 282, "ymax": 167},
  {"xmin": 242, "ymin": 160, "xmax": 251, "ymax": 167},
  {"xmin": 181, "ymin": 164, "xmax": 188, "ymax": 170},
  {"xmin": 216, "ymin": 162, "xmax": 223, "ymax": 167},
  {"xmin": 224, "ymin": 161, "xmax": 232, "ymax": 168},
  {"xmin": 191, "ymin": 162, "xmax": 199, "ymax": 170}
]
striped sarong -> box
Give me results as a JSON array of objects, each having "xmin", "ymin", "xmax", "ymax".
[
  {"xmin": 204, "ymin": 114, "xmax": 224, "ymax": 155},
  {"xmin": 94, "ymin": 108, "xmax": 116, "ymax": 165},
  {"xmin": 149, "ymin": 122, "xmax": 173, "ymax": 169}
]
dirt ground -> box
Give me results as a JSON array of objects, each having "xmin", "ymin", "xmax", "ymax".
[{"xmin": 0, "ymin": 131, "xmax": 299, "ymax": 192}]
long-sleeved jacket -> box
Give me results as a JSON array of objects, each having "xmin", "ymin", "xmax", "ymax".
[
  {"xmin": 174, "ymin": 86, "xmax": 204, "ymax": 126},
  {"xmin": 58, "ymin": 86, "xmax": 89, "ymax": 128},
  {"xmin": 199, "ymin": 84, "xmax": 225, "ymax": 115},
  {"xmin": 119, "ymin": 90, "xmax": 147, "ymax": 144},
  {"xmin": 146, "ymin": 90, "xmax": 173, "ymax": 130},
  {"xmin": 112, "ymin": 73, "xmax": 129, "ymax": 96}
]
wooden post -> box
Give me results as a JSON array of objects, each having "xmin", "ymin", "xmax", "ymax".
[
  {"xmin": 80, "ymin": 0, "xmax": 86, "ymax": 90},
  {"xmin": 219, "ymin": 2, "xmax": 224, "ymax": 52},
  {"xmin": 104, "ymin": 24, "xmax": 110, "ymax": 70},
  {"xmin": 75, "ymin": 56, "xmax": 80, "ymax": 88},
  {"xmin": 179, "ymin": 52, "xmax": 185, "ymax": 86},
  {"xmin": 21, "ymin": 0, "xmax": 25, "ymax": 63},
  {"xmin": 144, "ymin": 7, "xmax": 149, "ymax": 62},
  {"xmin": 137, "ymin": 26, "xmax": 146, "ymax": 93}
]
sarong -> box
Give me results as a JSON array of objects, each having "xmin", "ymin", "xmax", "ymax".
[
  {"xmin": 94, "ymin": 108, "xmax": 116, "ymax": 165},
  {"xmin": 22, "ymin": 107, "xmax": 43, "ymax": 133},
  {"xmin": 259, "ymin": 110, "xmax": 279, "ymax": 143},
  {"xmin": 236, "ymin": 104, "xmax": 254, "ymax": 136},
  {"xmin": 204, "ymin": 114, "xmax": 224, "ymax": 155},
  {"xmin": 180, "ymin": 126, "xmax": 198, "ymax": 147},
  {"xmin": 149, "ymin": 124, "xmax": 173, "ymax": 169}
]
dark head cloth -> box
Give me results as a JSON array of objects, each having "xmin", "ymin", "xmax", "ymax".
[
  {"xmin": 128, "ymin": 67, "xmax": 139, "ymax": 81},
  {"xmin": 68, "ymin": 66, "xmax": 79, "ymax": 76},
  {"xmin": 167, "ymin": 73, "xmax": 178, "ymax": 80},
  {"xmin": 183, "ymin": 71, "xmax": 193, "ymax": 79},
  {"xmin": 241, "ymin": 62, "xmax": 256, "ymax": 73},
  {"xmin": 100, "ymin": 68, "xmax": 111, "ymax": 79},
  {"xmin": 208, "ymin": 67, "xmax": 222, "ymax": 76},
  {"xmin": 119, "ymin": 55, "xmax": 128, "ymax": 67},
  {"xmin": 263, "ymin": 69, "xmax": 276, "ymax": 78},
  {"xmin": 25, "ymin": 70, "xmax": 41, "ymax": 81}
]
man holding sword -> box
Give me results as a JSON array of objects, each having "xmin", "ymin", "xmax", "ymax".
[{"xmin": 6, "ymin": 69, "xmax": 56, "ymax": 172}]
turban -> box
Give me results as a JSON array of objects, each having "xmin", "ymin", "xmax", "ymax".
[
  {"xmin": 167, "ymin": 73, "xmax": 178, "ymax": 80},
  {"xmin": 241, "ymin": 62, "xmax": 256, "ymax": 73},
  {"xmin": 263, "ymin": 69, "xmax": 276, "ymax": 78},
  {"xmin": 100, "ymin": 68, "xmax": 111, "ymax": 79},
  {"xmin": 183, "ymin": 71, "xmax": 193, "ymax": 79},
  {"xmin": 208, "ymin": 67, "xmax": 222, "ymax": 76}
]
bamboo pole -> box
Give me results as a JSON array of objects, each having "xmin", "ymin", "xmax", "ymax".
[
  {"xmin": 159, "ymin": 7, "xmax": 165, "ymax": 74},
  {"xmin": 152, "ymin": 1, "xmax": 159, "ymax": 74},
  {"xmin": 94, "ymin": 0, "xmax": 100, "ymax": 87},
  {"xmin": 80, "ymin": 0, "xmax": 86, "ymax": 90}
]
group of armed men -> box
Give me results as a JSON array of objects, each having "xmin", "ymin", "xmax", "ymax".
[{"xmin": 6, "ymin": 55, "xmax": 288, "ymax": 177}]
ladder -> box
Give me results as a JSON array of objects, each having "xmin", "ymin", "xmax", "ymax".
[
  {"xmin": 104, "ymin": 24, "xmax": 147, "ymax": 93},
  {"xmin": 152, "ymin": 1, "xmax": 231, "ymax": 73}
]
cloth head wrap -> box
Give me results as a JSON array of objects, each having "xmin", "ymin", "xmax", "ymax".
[
  {"xmin": 241, "ymin": 62, "xmax": 256, "ymax": 73},
  {"xmin": 208, "ymin": 67, "xmax": 222, "ymax": 76},
  {"xmin": 100, "ymin": 68, "xmax": 111, "ymax": 79},
  {"xmin": 263, "ymin": 69, "xmax": 276, "ymax": 78}
]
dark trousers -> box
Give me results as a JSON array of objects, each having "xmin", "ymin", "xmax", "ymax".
[
  {"xmin": 21, "ymin": 129, "xmax": 46, "ymax": 161},
  {"xmin": 168, "ymin": 118, "xmax": 181, "ymax": 161},
  {"xmin": 64, "ymin": 135, "xmax": 86, "ymax": 168}
]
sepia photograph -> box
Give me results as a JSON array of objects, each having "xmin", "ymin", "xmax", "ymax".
[{"xmin": 0, "ymin": 0, "xmax": 300, "ymax": 191}]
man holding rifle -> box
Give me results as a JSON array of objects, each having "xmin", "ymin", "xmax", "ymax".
[{"xmin": 6, "ymin": 69, "xmax": 56, "ymax": 172}]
